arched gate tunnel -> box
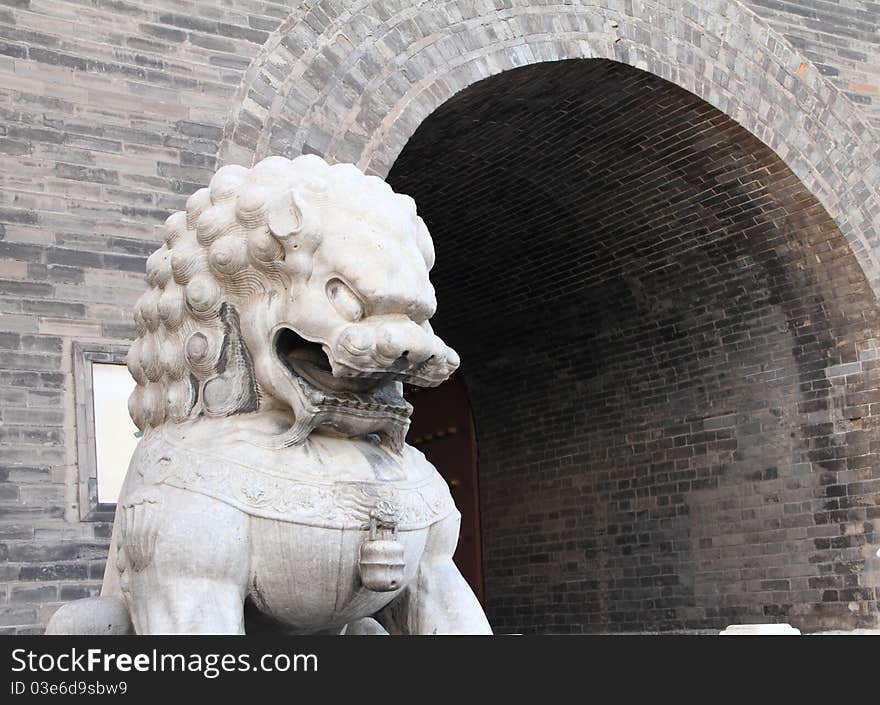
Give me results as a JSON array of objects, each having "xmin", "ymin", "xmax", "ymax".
[{"xmin": 389, "ymin": 59, "xmax": 880, "ymax": 633}]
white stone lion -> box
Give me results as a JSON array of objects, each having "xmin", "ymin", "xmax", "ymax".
[{"xmin": 47, "ymin": 155, "xmax": 490, "ymax": 635}]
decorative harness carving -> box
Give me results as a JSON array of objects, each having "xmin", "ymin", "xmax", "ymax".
[{"xmin": 128, "ymin": 429, "xmax": 457, "ymax": 533}]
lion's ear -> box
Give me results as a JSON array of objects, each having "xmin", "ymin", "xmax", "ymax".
[
  {"xmin": 267, "ymin": 189, "xmax": 317, "ymax": 249},
  {"xmin": 201, "ymin": 303, "xmax": 259, "ymax": 418}
]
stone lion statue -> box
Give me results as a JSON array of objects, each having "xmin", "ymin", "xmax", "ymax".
[{"xmin": 47, "ymin": 155, "xmax": 491, "ymax": 635}]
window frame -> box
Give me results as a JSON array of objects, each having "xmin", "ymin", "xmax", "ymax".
[{"xmin": 72, "ymin": 341, "xmax": 132, "ymax": 522}]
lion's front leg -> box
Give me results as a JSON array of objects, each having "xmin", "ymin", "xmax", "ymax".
[
  {"xmin": 374, "ymin": 513, "xmax": 491, "ymax": 635},
  {"xmin": 118, "ymin": 486, "xmax": 250, "ymax": 635}
]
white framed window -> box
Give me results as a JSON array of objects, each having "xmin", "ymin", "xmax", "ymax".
[{"xmin": 73, "ymin": 343, "xmax": 138, "ymax": 521}]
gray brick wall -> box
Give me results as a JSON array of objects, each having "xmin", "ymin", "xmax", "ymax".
[
  {"xmin": 0, "ymin": 1, "xmax": 879, "ymax": 634},
  {"xmin": 743, "ymin": 0, "xmax": 880, "ymax": 130},
  {"xmin": 0, "ymin": 0, "xmax": 288, "ymax": 634}
]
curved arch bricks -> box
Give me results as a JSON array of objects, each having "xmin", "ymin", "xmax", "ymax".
[{"xmin": 217, "ymin": 0, "xmax": 880, "ymax": 298}]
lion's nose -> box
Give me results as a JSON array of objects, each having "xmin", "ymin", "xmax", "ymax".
[
  {"xmin": 375, "ymin": 321, "xmax": 435, "ymax": 366},
  {"xmin": 335, "ymin": 321, "xmax": 457, "ymax": 384}
]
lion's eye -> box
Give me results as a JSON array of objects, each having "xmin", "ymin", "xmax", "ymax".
[{"xmin": 326, "ymin": 278, "xmax": 364, "ymax": 322}]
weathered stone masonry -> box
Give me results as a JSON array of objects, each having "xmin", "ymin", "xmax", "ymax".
[{"xmin": 0, "ymin": 1, "xmax": 879, "ymax": 633}]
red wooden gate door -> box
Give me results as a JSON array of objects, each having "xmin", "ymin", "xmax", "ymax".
[{"xmin": 404, "ymin": 374, "xmax": 484, "ymax": 603}]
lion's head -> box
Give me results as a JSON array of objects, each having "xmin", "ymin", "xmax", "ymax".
[{"xmin": 126, "ymin": 155, "xmax": 458, "ymax": 450}]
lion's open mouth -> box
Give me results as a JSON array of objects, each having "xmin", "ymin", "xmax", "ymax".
[
  {"xmin": 273, "ymin": 326, "xmax": 413, "ymax": 449},
  {"xmin": 273, "ymin": 327, "xmax": 411, "ymax": 432},
  {"xmin": 275, "ymin": 328, "xmax": 384, "ymax": 395}
]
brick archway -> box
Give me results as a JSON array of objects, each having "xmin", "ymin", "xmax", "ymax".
[
  {"xmin": 218, "ymin": 0, "xmax": 880, "ymax": 297},
  {"xmin": 386, "ymin": 57, "xmax": 880, "ymax": 634}
]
